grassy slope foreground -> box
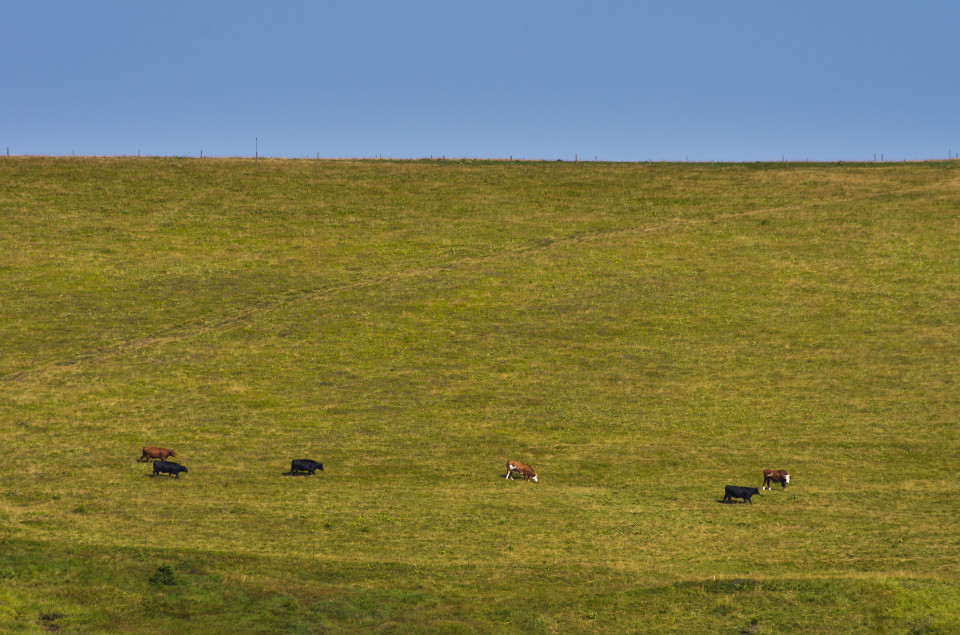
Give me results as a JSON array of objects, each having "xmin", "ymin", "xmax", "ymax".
[{"xmin": 1, "ymin": 157, "xmax": 959, "ymax": 633}]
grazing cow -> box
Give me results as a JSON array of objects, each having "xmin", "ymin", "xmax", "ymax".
[
  {"xmin": 290, "ymin": 459, "xmax": 324, "ymax": 475},
  {"xmin": 140, "ymin": 446, "xmax": 175, "ymax": 462},
  {"xmin": 506, "ymin": 460, "xmax": 538, "ymax": 483},
  {"xmin": 762, "ymin": 469, "xmax": 790, "ymax": 490},
  {"xmin": 723, "ymin": 485, "xmax": 759, "ymax": 504},
  {"xmin": 152, "ymin": 460, "xmax": 188, "ymax": 478}
]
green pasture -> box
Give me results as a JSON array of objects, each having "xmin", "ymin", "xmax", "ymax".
[{"xmin": 1, "ymin": 157, "xmax": 959, "ymax": 633}]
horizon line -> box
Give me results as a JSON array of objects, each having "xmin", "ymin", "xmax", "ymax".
[{"xmin": 3, "ymin": 152, "xmax": 958, "ymax": 165}]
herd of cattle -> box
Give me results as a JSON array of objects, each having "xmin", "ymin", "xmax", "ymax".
[
  {"xmin": 723, "ymin": 469, "xmax": 792, "ymax": 504},
  {"xmin": 139, "ymin": 446, "xmax": 323, "ymax": 479},
  {"xmin": 139, "ymin": 447, "xmax": 789, "ymax": 503}
]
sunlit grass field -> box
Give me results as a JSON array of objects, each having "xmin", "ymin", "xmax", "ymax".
[{"xmin": 1, "ymin": 156, "xmax": 959, "ymax": 633}]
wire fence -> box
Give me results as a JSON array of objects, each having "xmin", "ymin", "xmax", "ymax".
[{"xmin": 4, "ymin": 145, "xmax": 960, "ymax": 163}]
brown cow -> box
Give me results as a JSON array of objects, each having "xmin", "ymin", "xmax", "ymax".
[
  {"xmin": 140, "ymin": 446, "xmax": 176, "ymax": 462},
  {"xmin": 762, "ymin": 469, "xmax": 790, "ymax": 490},
  {"xmin": 506, "ymin": 460, "xmax": 538, "ymax": 483}
]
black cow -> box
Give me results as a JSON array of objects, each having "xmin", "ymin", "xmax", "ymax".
[
  {"xmin": 291, "ymin": 459, "xmax": 324, "ymax": 475},
  {"xmin": 153, "ymin": 460, "xmax": 188, "ymax": 478},
  {"xmin": 723, "ymin": 485, "xmax": 759, "ymax": 504}
]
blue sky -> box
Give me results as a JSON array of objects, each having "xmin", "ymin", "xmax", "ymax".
[{"xmin": 3, "ymin": 1, "xmax": 958, "ymax": 161}]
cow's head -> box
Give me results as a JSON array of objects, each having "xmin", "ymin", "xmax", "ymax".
[
  {"xmin": 784, "ymin": 473, "xmax": 790, "ymax": 484},
  {"xmin": 169, "ymin": 450, "xmax": 176, "ymax": 458},
  {"xmin": 179, "ymin": 466, "xmax": 188, "ymax": 473},
  {"xmin": 531, "ymin": 474, "xmax": 538, "ymax": 483}
]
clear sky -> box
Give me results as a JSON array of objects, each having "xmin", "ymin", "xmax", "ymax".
[{"xmin": 3, "ymin": 1, "xmax": 958, "ymax": 162}]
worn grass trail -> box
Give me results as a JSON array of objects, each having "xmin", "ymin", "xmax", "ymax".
[{"xmin": 1, "ymin": 157, "xmax": 959, "ymax": 632}]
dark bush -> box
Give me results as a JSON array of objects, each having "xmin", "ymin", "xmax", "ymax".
[{"xmin": 149, "ymin": 564, "xmax": 176, "ymax": 586}]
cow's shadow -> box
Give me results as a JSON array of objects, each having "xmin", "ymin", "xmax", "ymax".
[
  {"xmin": 501, "ymin": 474, "xmax": 538, "ymax": 482},
  {"xmin": 282, "ymin": 471, "xmax": 317, "ymax": 477}
]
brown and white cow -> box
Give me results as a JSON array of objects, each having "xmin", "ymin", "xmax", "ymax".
[
  {"xmin": 140, "ymin": 446, "xmax": 176, "ymax": 462},
  {"xmin": 506, "ymin": 460, "xmax": 538, "ymax": 483},
  {"xmin": 762, "ymin": 469, "xmax": 790, "ymax": 490}
]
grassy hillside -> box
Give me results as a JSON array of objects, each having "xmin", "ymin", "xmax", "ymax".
[{"xmin": 1, "ymin": 157, "xmax": 959, "ymax": 633}]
